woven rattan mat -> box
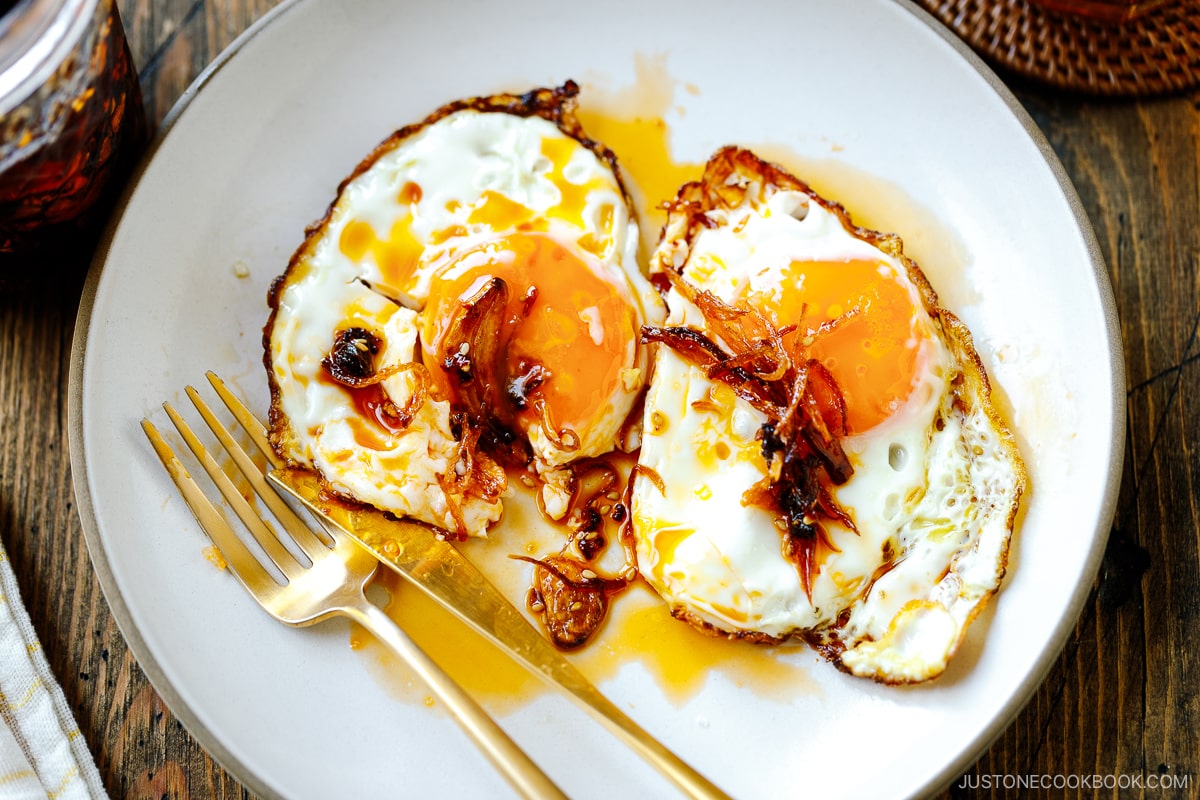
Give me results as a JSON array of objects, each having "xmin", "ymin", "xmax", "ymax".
[{"xmin": 915, "ymin": 0, "xmax": 1200, "ymax": 96}]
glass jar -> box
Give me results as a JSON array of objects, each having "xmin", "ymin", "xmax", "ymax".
[{"xmin": 0, "ymin": 0, "xmax": 145, "ymax": 275}]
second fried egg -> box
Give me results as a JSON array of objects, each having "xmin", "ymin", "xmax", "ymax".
[{"xmin": 631, "ymin": 148, "xmax": 1026, "ymax": 683}]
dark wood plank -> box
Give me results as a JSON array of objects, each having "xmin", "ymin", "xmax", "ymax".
[{"xmin": 120, "ymin": 0, "xmax": 278, "ymax": 128}]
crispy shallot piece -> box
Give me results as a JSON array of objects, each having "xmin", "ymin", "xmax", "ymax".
[
  {"xmin": 518, "ymin": 554, "xmax": 627, "ymax": 650},
  {"xmin": 427, "ymin": 279, "xmax": 518, "ymax": 536},
  {"xmin": 322, "ymin": 327, "xmax": 383, "ymax": 387},
  {"xmin": 430, "ymin": 416, "xmax": 507, "ymax": 540},
  {"xmin": 437, "ymin": 277, "xmax": 510, "ymax": 420},
  {"xmin": 433, "ymin": 276, "xmax": 580, "ymax": 467},
  {"xmin": 447, "ymin": 413, "xmax": 507, "ymax": 496},
  {"xmin": 355, "ymin": 363, "xmax": 432, "ymax": 433},
  {"xmin": 641, "ymin": 275, "xmax": 857, "ymax": 600},
  {"xmin": 322, "ymin": 327, "xmax": 431, "ymax": 434},
  {"xmin": 672, "ymin": 274, "xmax": 790, "ymax": 383},
  {"xmin": 561, "ymin": 458, "xmax": 623, "ymax": 558},
  {"xmin": 532, "ymin": 398, "xmax": 581, "ymax": 453}
]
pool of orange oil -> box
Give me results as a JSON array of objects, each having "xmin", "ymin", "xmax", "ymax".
[
  {"xmin": 350, "ymin": 480, "xmax": 819, "ymax": 714},
  {"xmin": 574, "ymin": 53, "xmax": 702, "ymax": 260}
]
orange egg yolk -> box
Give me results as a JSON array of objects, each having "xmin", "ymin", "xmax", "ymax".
[
  {"xmin": 421, "ymin": 233, "xmax": 638, "ymax": 436},
  {"xmin": 743, "ymin": 258, "xmax": 925, "ymax": 434}
]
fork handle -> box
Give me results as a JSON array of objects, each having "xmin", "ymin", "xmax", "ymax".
[{"xmin": 346, "ymin": 603, "xmax": 567, "ymax": 800}]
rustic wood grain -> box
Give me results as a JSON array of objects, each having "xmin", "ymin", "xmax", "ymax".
[{"xmin": 1, "ymin": 1, "xmax": 1196, "ymax": 798}]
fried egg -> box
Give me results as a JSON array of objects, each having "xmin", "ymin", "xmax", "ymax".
[
  {"xmin": 265, "ymin": 84, "xmax": 663, "ymax": 536},
  {"xmin": 631, "ymin": 148, "xmax": 1026, "ymax": 683}
]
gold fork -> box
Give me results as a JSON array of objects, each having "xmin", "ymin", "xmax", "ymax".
[
  {"xmin": 141, "ymin": 391, "xmax": 567, "ymax": 800},
  {"xmin": 158, "ymin": 373, "xmax": 731, "ymax": 800}
]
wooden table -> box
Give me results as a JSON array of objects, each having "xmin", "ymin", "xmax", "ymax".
[{"xmin": 2, "ymin": 1, "xmax": 1195, "ymax": 797}]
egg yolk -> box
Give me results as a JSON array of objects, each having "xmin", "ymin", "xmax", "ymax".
[
  {"xmin": 744, "ymin": 258, "xmax": 925, "ymax": 434},
  {"xmin": 421, "ymin": 233, "xmax": 638, "ymax": 437}
]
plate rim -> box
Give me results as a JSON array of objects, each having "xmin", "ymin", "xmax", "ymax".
[
  {"xmin": 889, "ymin": 6, "xmax": 1125, "ymax": 795},
  {"xmin": 66, "ymin": 1, "xmax": 1126, "ymax": 797}
]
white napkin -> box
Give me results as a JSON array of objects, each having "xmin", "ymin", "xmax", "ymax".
[{"xmin": 0, "ymin": 541, "xmax": 107, "ymax": 799}]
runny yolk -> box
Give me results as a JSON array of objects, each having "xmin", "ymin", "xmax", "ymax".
[
  {"xmin": 420, "ymin": 233, "xmax": 637, "ymax": 436},
  {"xmin": 743, "ymin": 258, "xmax": 925, "ymax": 434}
]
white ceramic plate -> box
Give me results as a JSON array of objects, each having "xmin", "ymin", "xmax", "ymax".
[{"xmin": 69, "ymin": 1, "xmax": 1124, "ymax": 798}]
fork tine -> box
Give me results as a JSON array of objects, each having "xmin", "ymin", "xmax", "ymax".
[
  {"xmin": 184, "ymin": 386, "xmax": 330, "ymax": 561},
  {"xmin": 205, "ymin": 371, "xmax": 282, "ymax": 470},
  {"xmin": 141, "ymin": 419, "xmax": 278, "ymax": 593},
  {"xmin": 163, "ymin": 399, "xmax": 305, "ymax": 581}
]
